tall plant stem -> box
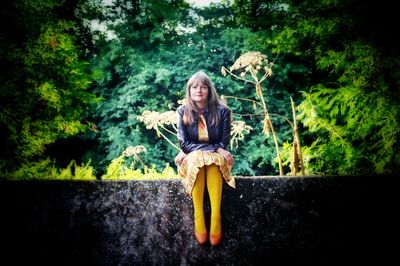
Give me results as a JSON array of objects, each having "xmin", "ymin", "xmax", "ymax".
[
  {"xmin": 291, "ymin": 97, "xmax": 305, "ymax": 175},
  {"xmin": 157, "ymin": 128, "xmax": 181, "ymax": 151},
  {"xmin": 257, "ymin": 82, "xmax": 283, "ymax": 175}
]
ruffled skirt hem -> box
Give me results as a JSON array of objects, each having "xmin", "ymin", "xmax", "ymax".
[{"xmin": 178, "ymin": 150, "xmax": 235, "ymax": 195}]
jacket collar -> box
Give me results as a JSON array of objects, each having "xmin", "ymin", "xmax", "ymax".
[{"xmin": 195, "ymin": 105, "xmax": 209, "ymax": 115}]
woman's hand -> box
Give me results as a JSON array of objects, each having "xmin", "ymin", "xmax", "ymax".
[
  {"xmin": 175, "ymin": 151, "xmax": 187, "ymax": 166},
  {"xmin": 216, "ymin": 148, "xmax": 234, "ymax": 166}
]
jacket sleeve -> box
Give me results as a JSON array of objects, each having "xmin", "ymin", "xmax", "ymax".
[
  {"xmin": 215, "ymin": 108, "xmax": 231, "ymax": 150},
  {"xmin": 177, "ymin": 107, "xmax": 217, "ymax": 154}
]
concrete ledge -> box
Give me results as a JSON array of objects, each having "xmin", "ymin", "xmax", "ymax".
[{"xmin": 0, "ymin": 176, "xmax": 397, "ymax": 265}]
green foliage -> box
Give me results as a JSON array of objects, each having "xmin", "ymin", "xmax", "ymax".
[
  {"xmin": 0, "ymin": 0, "xmax": 99, "ymax": 173},
  {"xmin": 298, "ymin": 84, "xmax": 399, "ymax": 175},
  {"xmin": 4, "ymin": 158, "xmax": 96, "ymax": 180},
  {"xmin": 274, "ymin": 0, "xmax": 400, "ymax": 175},
  {"xmin": 17, "ymin": 20, "xmax": 98, "ymax": 160},
  {"xmin": 231, "ymin": 0, "xmax": 288, "ymax": 30},
  {"xmin": 101, "ymin": 155, "xmax": 178, "ymax": 180},
  {"xmin": 3, "ymin": 0, "xmax": 398, "ymax": 179},
  {"xmin": 5, "ymin": 159, "xmax": 59, "ymax": 180},
  {"xmin": 58, "ymin": 160, "xmax": 97, "ymax": 180},
  {"xmin": 2, "ymin": 156, "xmax": 177, "ymax": 181}
]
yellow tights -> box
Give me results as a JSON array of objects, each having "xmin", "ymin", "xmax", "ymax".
[{"xmin": 192, "ymin": 163, "xmax": 223, "ymax": 235}]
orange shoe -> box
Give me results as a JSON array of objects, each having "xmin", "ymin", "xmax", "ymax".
[
  {"xmin": 209, "ymin": 232, "xmax": 222, "ymax": 246},
  {"xmin": 210, "ymin": 215, "xmax": 222, "ymax": 246},
  {"xmin": 194, "ymin": 231, "xmax": 208, "ymax": 245}
]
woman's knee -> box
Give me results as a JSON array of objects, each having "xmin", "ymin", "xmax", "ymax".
[{"xmin": 207, "ymin": 163, "xmax": 220, "ymax": 172}]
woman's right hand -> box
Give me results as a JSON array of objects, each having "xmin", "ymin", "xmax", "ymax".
[
  {"xmin": 174, "ymin": 151, "xmax": 187, "ymax": 166},
  {"xmin": 216, "ymin": 148, "xmax": 234, "ymax": 166}
]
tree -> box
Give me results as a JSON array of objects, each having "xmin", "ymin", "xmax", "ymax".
[
  {"xmin": 273, "ymin": 0, "xmax": 400, "ymax": 174},
  {"xmin": 0, "ymin": 0, "xmax": 98, "ymax": 176}
]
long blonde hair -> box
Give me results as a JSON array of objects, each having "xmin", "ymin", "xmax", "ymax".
[{"xmin": 183, "ymin": 71, "xmax": 227, "ymax": 126}]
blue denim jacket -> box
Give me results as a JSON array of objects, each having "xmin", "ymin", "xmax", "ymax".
[{"xmin": 177, "ymin": 105, "xmax": 231, "ymax": 154}]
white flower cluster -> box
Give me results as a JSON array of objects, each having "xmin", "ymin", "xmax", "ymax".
[
  {"xmin": 137, "ymin": 110, "xmax": 177, "ymax": 130},
  {"xmin": 122, "ymin": 145, "xmax": 147, "ymax": 157}
]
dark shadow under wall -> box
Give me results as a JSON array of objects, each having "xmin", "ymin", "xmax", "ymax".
[{"xmin": 0, "ymin": 176, "xmax": 398, "ymax": 265}]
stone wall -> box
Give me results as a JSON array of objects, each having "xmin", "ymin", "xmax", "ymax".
[{"xmin": 0, "ymin": 176, "xmax": 397, "ymax": 265}]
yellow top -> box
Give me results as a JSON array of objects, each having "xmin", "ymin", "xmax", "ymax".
[{"xmin": 198, "ymin": 114, "xmax": 209, "ymax": 143}]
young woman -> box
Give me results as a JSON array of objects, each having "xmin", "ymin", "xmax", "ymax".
[{"xmin": 175, "ymin": 71, "xmax": 236, "ymax": 246}]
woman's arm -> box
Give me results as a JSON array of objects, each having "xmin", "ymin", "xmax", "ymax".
[
  {"xmin": 215, "ymin": 108, "xmax": 234, "ymax": 165},
  {"xmin": 215, "ymin": 108, "xmax": 231, "ymax": 150}
]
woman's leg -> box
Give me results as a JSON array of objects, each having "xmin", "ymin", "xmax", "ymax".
[
  {"xmin": 192, "ymin": 166, "xmax": 207, "ymax": 244},
  {"xmin": 206, "ymin": 163, "xmax": 223, "ymax": 245}
]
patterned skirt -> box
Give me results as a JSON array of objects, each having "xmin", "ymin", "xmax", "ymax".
[{"xmin": 178, "ymin": 150, "xmax": 236, "ymax": 195}]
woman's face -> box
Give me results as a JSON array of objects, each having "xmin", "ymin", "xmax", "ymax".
[{"xmin": 190, "ymin": 81, "xmax": 208, "ymax": 106}]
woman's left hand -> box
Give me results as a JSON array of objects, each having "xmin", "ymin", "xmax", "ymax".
[{"xmin": 216, "ymin": 148, "xmax": 234, "ymax": 166}]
